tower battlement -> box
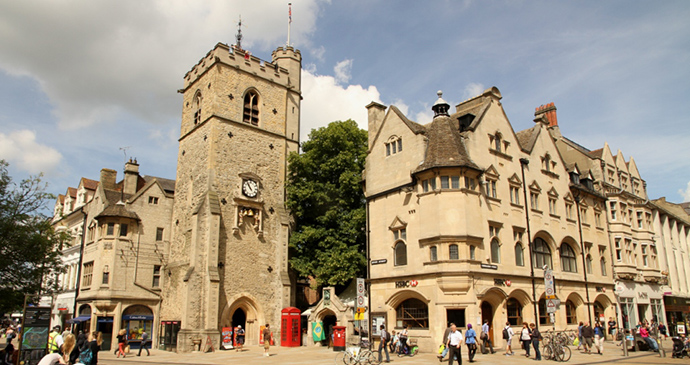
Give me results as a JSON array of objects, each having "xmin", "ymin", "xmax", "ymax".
[{"xmin": 182, "ymin": 43, "xmax": 301, "ymax": 92}]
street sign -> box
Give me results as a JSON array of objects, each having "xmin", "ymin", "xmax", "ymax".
[
  {"xmin": 544, "ymin": 269, "xmax": 555, "ymax": 297},
  {"xmin": 545, "ymin": 295, "xmax": 557, "ymax": 300},
  {"xmin": 356, "ymin": 278, "xmax": 366, "ymax": 311},
  {"xmin": 549, "ymin": 313, "xmax": 556, "ymax": 323},
  {"xmin": 546, "ymin": 298, "xmax": 560, "ymax": 313}
]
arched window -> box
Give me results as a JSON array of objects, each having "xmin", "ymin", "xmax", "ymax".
[
  {"xmin": 396, "ymin": 298, "xmax": 428, "ymax": 329},
  {"xmin": 560, "ymin": 243, "xmax": 577, "ymax": 272},
  {"xmin": 193, "ymin": 91, "xmax": 202, "ymax": 125},
  {"xmin": 586, "ymin": 254, "xmax": 593, "ymax": 274},
  {"xmin": 533, "ymin": 238, "xmax": 552, "ymax": 269},
  {"xmin": 494, "ymin": 132, "xmax": 502, "ymax": 152},
  {"xmin": 243, "ymin": 90, "xmax": 259, "ymax": 125},
  {"xmin": 430, "ymin": 246, "xmax": 438, "ymax": 262},
  {"xmin": 515, "ymin": 243, "xmax": 524, "ymax": 266},
  {"xmin": 449, "ymin": 244, "xmax": 459, "ymax": 260},
  {"xmin": 538, "ymin": 299, "xmax": 548, "ymax": 325},
  {"xmin": 565, "ymin": 300, "xmax": 577, "ymax": 324},
  {"xmin": 490, "ymin": 239, "xmax": 500, "ymax": 263},
  {"xmin": 600, "ymin": 256, "xmax": 607, "ymax": 276},
  {"xmin": 394, "ymin": 241, "xmax": 407, "ymax": 266},
  {"xmin": 506, "ymin": 298, "xmax": 522, "ymax": 326}
]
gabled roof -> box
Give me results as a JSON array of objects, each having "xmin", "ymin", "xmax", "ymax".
[
  {"xmin": 95, "ymin": 202, "xmax": 140, "ymax": 221},
  {"xmin": 143, "ymin": 176, "xmax": 176, "ymax": 193},
  {"xmin": 80, "ymin": 178, "xmax": 99, "ymax": 191},
  {"xmin": 652, "ymin": 198, "xmax": 690, "ymax": 226},
  {"xmin": 588, "ymin": 148, "xmax": 604, "ymax": 159},
  {"xmin": 67, "ymin": 187, "xmax": 77, "ymax": 198},
  {"xmin": 515, "ymin": 125, "xmax": 541, "ymax": 153},
  {"xmin": 413, "ymin": 115, "xmax": 480, "ymax": 174},
  {"xmin": 390, "ymin": 106, "xmax": 426, "ymax": 135},
  {"xmin": 57, "ymin": 194, "xmax": 65, "ymax": 204}
]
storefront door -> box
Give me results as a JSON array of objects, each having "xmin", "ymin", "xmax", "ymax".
[
  {"xmin": 159, "ymin": 321, "xmax": 180, "ymax": 352},
  {"xmin": 481, "ymin": 302, "xmax": 494, "ymax": 344},
  {"xmin": 96, "ymin": 317, "xmax": 113, "ymax": 351}
]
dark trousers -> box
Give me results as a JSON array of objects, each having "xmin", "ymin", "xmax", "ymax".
[
  {"xmin": 467, "ymin": 343, "xmax": 477, "ymax": 361},
  {"xmin": 138, "ymin": 341, "xmax": 150, "ymax": 356},
  {"xmin": 482, "ymin": 337, "xmax": 494, "ymax": 353},
  {"xmin": 532, "ymin": 339, "xmax": 541, "ymax": 360},
  {"xmin": 523, "ymin": 339, "xmax": 531, "ymax": 356},
  {"xmin": 378, "ymin": 340, "xmax": 389, "ymax": 362},
  {"xmin": 449, "ymin": 345, "xmax": 462, "ymax": 365}
]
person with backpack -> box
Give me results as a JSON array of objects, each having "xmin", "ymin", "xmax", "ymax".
[
  {"xmin": 378, "ymin": 324, "xmax": 390, "ymax": 363},
  {"xmin": 520, "ymin": 322, "xmax": 531, "ymax": 357},
  {"xmin": 503, "ymin": 322, "xmax": 514, "ymax": 356}
]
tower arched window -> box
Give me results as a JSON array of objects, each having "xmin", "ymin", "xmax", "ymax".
[
  {"xmin": 560, "ymin": 243, "xmax": 578, "ymax": 272},
  {"xmin": 533, "ymin": 238, "xmax": 552, "ymax": 269},
  {"xmin": 243, "ymin": 90, "xmax": 259, "ymax": 125},
  {"xmin": 193, "ymin": 91, "xmax": 202, "ymax": 125},
  {"xmin": 394, "ymin": 241, "xmax": 407, "ymax": 266},
  {"xmin": 396, "ymin": 298, "xmax": 428, "ymax": 329}
]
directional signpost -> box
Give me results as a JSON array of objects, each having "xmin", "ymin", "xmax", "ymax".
[{"xmin": 544, "ymin": 269, "xmax": 556, "ymax": 299}]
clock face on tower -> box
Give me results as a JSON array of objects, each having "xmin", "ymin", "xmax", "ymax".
[{"xmin": 242, "ymin": 179, "xmax": 258, "ymax": 198}]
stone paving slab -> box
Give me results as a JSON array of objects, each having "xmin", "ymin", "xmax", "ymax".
[{"xmin": 98, "ymin": 342, "xmax": 678, "ymax": 365}]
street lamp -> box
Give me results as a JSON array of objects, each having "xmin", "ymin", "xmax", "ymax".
[{"xmin": 520, "ymin": 158, "xmax": 540, "ymax": 329}]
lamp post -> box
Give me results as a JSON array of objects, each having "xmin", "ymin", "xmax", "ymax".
[
  {"xmin": 520, "ymin": 158, "xmax": 540, "ymax": 329},
  {"xmin": 573, "ymin": 192, "xmax": 593, "ymax": 325}
]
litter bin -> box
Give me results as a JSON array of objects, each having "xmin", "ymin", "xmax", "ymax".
[{"xmin": 333, "ymin": 326, "xmax": 346, "ymax": 351}]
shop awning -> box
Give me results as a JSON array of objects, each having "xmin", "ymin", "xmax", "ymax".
[{"xmin": 66, "ymin": 316, "xmax": 91, "ymax": 323}]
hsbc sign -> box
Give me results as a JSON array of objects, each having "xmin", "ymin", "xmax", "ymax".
[{"xmin": 395, "ymin": 280, "xmax": 418, "ymax": 288}]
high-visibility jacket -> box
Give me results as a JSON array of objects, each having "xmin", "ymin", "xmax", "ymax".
[{"xmin": 48, "ymin": 331, "xmax": 60, "ymax": 353}]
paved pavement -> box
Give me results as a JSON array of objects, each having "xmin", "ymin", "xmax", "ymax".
[{"xmin": 98, "ymin": 341, "xmax": 680, "ymax": 365}]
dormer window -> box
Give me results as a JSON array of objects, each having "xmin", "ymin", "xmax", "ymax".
[
  {"xmin": 243, "ymin": 90, "xmax": 259, "ymax": 125},
  {"xmin": 385, "ymin": 136, "xmax": 403, "ymax": 156}
]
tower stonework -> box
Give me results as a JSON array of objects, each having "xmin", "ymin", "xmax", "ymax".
[{"xmin": 160, "ymin": 43, "xmax": 301, "ymax": 352}]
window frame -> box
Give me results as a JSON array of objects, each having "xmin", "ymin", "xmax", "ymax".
[
  {"xmin": 560, "ymin": 243, "xmax": 578, "ymax": 273},
  {"xmin": 396, "ymin": 298, "xmax": 429, "ymax": 329},
  {"xmin": 533, "ymin": 238, "xmax": 552, "ymax": 269}
]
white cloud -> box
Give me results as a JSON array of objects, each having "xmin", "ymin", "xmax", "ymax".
[
  {"xmin": 0, "ymin": 0, "xmax": 325, "ymax": 130},
  {"xmin": 333, "ymin": 59, "xmax": 353, "ymax": 85},
  {"xmin": 463, "ymin": 82, "xmax": 485, "ymax": 100},
  {"xmin": 679, "ymin": 181, "xmax": 690, "ymax": 202},
  {"xmin": 301, "ymin": 69, "xmax": 381, "ymax": 140},
  {"xmin": 310, "ymin": 45, "xmax": 326, "ymax": 62},
  {"xmin": 0, "ymin": 130, "xmax": 62, "ymax": 174}
]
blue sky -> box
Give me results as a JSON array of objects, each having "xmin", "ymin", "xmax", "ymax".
[{"xmin": 0, "ymin": 0, "xmax": 688, "ymax": 206}]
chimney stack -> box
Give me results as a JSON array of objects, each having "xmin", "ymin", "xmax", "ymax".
[
  {"xmin": 100, "ymin": 168, "xmax": 118, "ymax": 190},
  {"xmin": 123, "ymin": 158, "xmax": 140, "ymax": 195},
  {"xmin": 534, "ymin": 102, "xmax": 558, "ymax": 127}
]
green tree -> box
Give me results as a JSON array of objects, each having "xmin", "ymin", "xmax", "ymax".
[
  {"xmin": 287, "ymin": 120, "xmax": 368, "ymax": 287},
  {"xmin": 0, "ymin": 160, "xmax": 67, "ymax": 314}
]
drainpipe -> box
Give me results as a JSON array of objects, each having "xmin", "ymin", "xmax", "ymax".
[
  {"xmin": 133, "ymin": 220, "xmax": 163, "ymax": 349},
  {"xmin": 520, "ymin": 158, "xmax": 539, "ymax": 330},
  {"xmin": 574, "ymin": 193, "xmax": 593, "ymax": 325},
  {"xmin": 71, "ymin": 207, "xmax": 88, "ymax": 332},
  {"xmin": 365, "ymin": 197, "xmax": 372, "ymax": 350}
]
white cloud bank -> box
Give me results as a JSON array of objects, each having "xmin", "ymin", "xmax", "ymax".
[
  {"xmin": 0, "ymin": 130, "xmax": 62, "ymax": 174},
  {"xmin": 679, "ymin": 181, "xmax": 690, "ymax": 202}
]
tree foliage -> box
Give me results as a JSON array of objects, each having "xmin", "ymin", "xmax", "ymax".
[
  {"xmin": 287, "ymin": 120, "xmax": 368, "ymax": 288},
  {"xmin": 0, "ymin": 160, "xmax": 67, "ymax": 314}
]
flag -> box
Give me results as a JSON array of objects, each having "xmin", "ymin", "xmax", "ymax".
[
  {"xmin": 289, "ymin": 3, "xmax": 292, "ymax": 24},
  {"xmin": 312, "ymin": 322, "xmax": 325, "ymax": 341}
]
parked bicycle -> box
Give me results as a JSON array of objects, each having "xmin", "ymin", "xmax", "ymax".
[
  {"xmin": 335, "ymin": 344, "xmax": 377, "ymax": 365},
  {"xmin": 542, "ymin": 329, "xmax": 572, "ymax": 362}
]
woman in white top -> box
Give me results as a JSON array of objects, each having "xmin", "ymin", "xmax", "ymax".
[{"xmin": 520, "ymin": 322, "xmax": 532, "ymax": 357}]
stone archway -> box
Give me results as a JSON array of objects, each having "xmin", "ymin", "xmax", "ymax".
[{"xmin": 220, "ymin": 295, "xmax": 262, "ymax": 346}]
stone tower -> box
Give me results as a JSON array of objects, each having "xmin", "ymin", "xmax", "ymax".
[{"xmin": 161, "ymin": 43, "xmax": 301, "ymax": 351}]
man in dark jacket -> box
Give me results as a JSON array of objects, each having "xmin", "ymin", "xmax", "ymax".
[
  {"xmin": 530, "ymin": 323, "xmax": 542, "ymax": 361},
  {"xmin": 581, "ymin": 322, "xmax": 594, "ymax": 354}
]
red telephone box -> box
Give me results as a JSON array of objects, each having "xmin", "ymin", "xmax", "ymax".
[
  {"xmin": 333, "ymin": 326, "xmax": 346, "ymax": 351},
  {"xmin": 280, "ymin": 307, "xmax": 301, "ymax": 347}
]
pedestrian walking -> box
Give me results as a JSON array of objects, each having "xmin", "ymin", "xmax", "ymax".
[
  {"xmin": 48, "ymin": 326, "xmax": 64, "ymax": 354},
  {"xmin": 577, "ymin": 322, "xmax": 584, "ymax": 350},
  {"xmin": 116, "ymin": 329, "xmax": 127, "ymax": 358},
  {"xmin": 520, "ymin": 322, "xmax": 531, "ymax": 357},
  {"xmin": 378, "ymin": 325, "xmax": 390, "ymax": 363},
  {"xmin": 235, "ymin": 326, "xmax": 245, "ymax": 352},
  {"xmin": 581, "ymin": 322, "xmax": 594, "ymax": 354},
  {"xmin": 481, "ymin": 319, "xmax": 495, "ymax": 354},
  {"xmin": 530, "ymin": 323, "xmax": 542, "ymax": 361},
  {"xmin": 503, "ymin": 322, "xmax": 514, "ymax": 356},
  {"xmin": 465, "ymin": 324, "xmax": 477, "ymax": 362},
  {"xmin": 593, "ymin": 322, "xmax": 604, "ymax": 355},
  {"xmin": 263, "ymin": 324, "xmax": 272, "ymax": 357},
  {"xmin": 447, "ymin": 324, "xmax": 464, "ymax": 365},
  {"xmin": 398, "ymin": 325, "xmax": 409, "ymax": 355},
  {"xmin": 137, "ymin": 330, "xmax": 150, "ymax": 356},
  {"xmin": 607, "ymin": 317, "xmax": 617, "ymax": 343},
  {"xmin": 438, "ymin": 323, "xmax": 453, "ymax": 361}
]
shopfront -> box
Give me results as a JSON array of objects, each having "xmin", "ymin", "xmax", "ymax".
[
  {"xmin": 664, "ymin": 296, "xmax": 690, "ymax": 336},
  {"xmin": 121, "ymin": 305, "xmax": 154, "ymax": 350},
  {"xmin": 67, "ymin": 304, "xmax": 92, "ymax": 335},
  {"xmin": 159, "ymin": 321, "xmax": 181, "ymax": 352}
]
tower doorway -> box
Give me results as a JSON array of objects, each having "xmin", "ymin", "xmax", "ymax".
[
  {"xmin": 322, "ymin": 314, "xmax": 337, "ymax": 347},
  {"xmin": 232, "ymin": 308, "xmax": 246, "ymax": 330}
]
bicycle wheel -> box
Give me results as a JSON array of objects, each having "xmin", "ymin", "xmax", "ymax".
[
  {"xmin": 543, "ymin": 344, "xmax": 553, "ymax": 360},
  {"xmin": 558, "ymin": 346, "xmax": 572, "ymax": 362},
  {"xmin": 361, "ymin": 350, "xmax": 378, "ymax": 364},
  {"xmin": 335, "ymin": 351, "xmax": 347, "ymax": 365}
]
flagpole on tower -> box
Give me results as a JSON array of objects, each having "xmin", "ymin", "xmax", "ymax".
[{"xmin": 287, "ymin": 3, "xmax": 292, "ymax": 47}]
